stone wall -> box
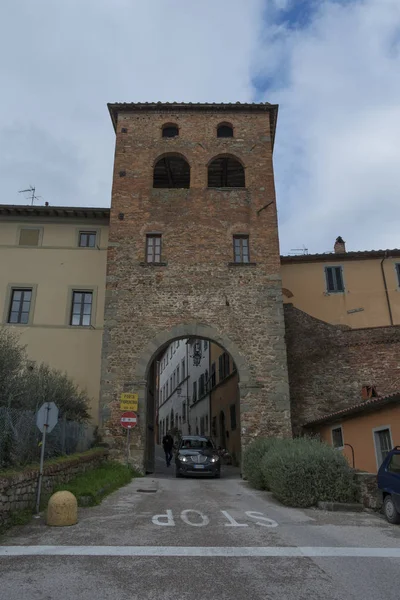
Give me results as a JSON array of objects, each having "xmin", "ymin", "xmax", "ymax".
[
  {"xmin": 100, "ymin": 104, "xmax": 292, "ymax": 471},
  {"xmin": 0, "ymin": 449, "xmax": 108, "ymax": 528},
  {"xmin": 355, "ymin": 472, "xmax": 382, "ymax": 510},
  {"xmin": 284, "ymin": 304, "xmax": 400, "ymax": 432}
]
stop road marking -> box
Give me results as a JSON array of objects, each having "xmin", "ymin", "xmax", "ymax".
[{"xmin": 151, "ymin": 510, "xmax": 278, "ymax": 528}]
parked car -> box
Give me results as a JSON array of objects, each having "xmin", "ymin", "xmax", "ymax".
[
  {"xmin": 377, "ymin": 446, "xmax": 400, "ymax": 524},
  {"xmin": 175, "ymin": 435, "xmax": 221, "ymax": 478}
]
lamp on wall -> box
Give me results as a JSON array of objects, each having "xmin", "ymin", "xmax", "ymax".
[{"xmin": 191, "ymin": 340, "xmax": 202, "ymax": 366}]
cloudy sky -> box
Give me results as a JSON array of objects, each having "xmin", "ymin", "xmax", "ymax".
[{"xmin": 1, "ymin": 0, "xmax": 399, "ymax": 254}]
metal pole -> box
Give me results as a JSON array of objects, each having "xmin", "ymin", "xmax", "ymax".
[
  {"xmin": 126, "ymin": 427, "xmax": 131, "ymax": 465},
  {"xmin": 35, "ymin": 403, "xmax": 50, "ymax": 514}
]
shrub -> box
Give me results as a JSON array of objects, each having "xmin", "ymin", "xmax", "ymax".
[
  {"xmin": 261, "ymin": 437, "xmax": 357, "ymax": 508},
  {"xmin": 242, "ymin": 437, "xmax": 279, "ymax": 490}
]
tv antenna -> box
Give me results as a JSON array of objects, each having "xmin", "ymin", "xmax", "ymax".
[
  {"xmin": 18, "ymin": 185, "xmax": 42, "ymax": 206},
  {"xmin": 289, "ymin": 245, "xmax": 309, "ymax": 256}
]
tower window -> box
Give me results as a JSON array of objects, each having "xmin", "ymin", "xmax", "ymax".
[
  {"xmin": 233, "ymin": 235, "xmax": 250, "ymax": 263},
  {"xmin": 162, "ymin": 124, "xmax": 179, "ymax": 138},
  {"xmin": 146, "ymin": 234, "xmax": 162, "ymax": 263},
  {"xmin": 208, "ymin": 156, "xmax": 245, "ymax": 188},
  {"xmin": 153, "ymin": 154, "xmax": 190, "ymax": 188},
  {"xmin": 217, "ymin": 123, "xmax": 233, "ymax": 138}
]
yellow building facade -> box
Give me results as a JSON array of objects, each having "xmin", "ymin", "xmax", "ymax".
[
  {"xmin": 0, "ymin": 205, "xmax": 108, "ymax": 419},
  {"xmin": 282, "ymin": 239, "xmax": 400, "ymax": 328}
]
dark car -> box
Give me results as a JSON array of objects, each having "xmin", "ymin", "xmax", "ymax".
[
  {"xmin": 175, "ymin": 436, "xmax": 221, "ymax": 478},
  {"xmin": 377, "ymin": 446, "xmax": 400, "ymax": 524}
]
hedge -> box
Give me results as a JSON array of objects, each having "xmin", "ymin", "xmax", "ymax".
[
  {"xmin": 242, "ymin": 438, "xmax": 279, "ymax": 490},
  {"xmin": 244, "ymin": 437, "xmax": 357, "ymax": 507}
]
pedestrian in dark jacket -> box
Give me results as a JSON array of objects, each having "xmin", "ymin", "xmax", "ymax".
[{"xmin": 162, "ymin": 432, "xmax": 174, "ymax": 467}]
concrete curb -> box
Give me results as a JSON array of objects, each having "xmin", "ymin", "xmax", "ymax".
[{"xmin": 317, "ymin": 501, "xmax": 364, "ymax": 512}]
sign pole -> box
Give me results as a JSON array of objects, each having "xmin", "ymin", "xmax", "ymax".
[
  {"xmin": 35, "ymin": 403, "xmax": 50, "ymax": 515},
  {"xmin": 126, "ymin": 427, "xmax": 131, "ymax": 465}
]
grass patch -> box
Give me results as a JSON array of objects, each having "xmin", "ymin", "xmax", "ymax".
[
  {"xmin": 54, "ymin": 461, "xmax": 138, "ymax": 507},
  {"xmin": 0, "ymin": 448, "xmax": 107, "ymax": 479}
]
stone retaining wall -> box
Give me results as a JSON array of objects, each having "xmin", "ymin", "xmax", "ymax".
[
  {"xmin": 355, "ymin": 472, "xmax": 382, "ymax": 510},
  {"xmin": 0, "ymin": 449, "xmax": 109, "ymax": 528},
  {"xmin": 284, "ymin": 304, "xmax": 400, "ymax": 432}
]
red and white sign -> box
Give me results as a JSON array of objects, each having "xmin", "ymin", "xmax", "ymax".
[{"xmin": 120, "ymin": 411, "xmax": 137, "ymax": 429}]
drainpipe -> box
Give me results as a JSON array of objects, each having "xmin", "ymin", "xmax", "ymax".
[{"xmin": 380, "ymin": 252, "xmax": 394, "ymax": 326}]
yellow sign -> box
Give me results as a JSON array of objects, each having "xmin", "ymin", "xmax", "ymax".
[{"xmin": 120, "ymin": 393, "xmax": 138, "ymax": 411}]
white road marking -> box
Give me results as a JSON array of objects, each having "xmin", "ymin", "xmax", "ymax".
[
  {"xmin": 221, "ymin": 510, "xmax": 248, "ymax": 527},
  {"xmin": 151, "ymin": 510, "xmax": 175, "ymax": 526},
  {"xmin": 1, "ymin": 546, "xmax": 400, "ymax": 558},
  {"xmin": 245, "ymin": 511, "xmax": 278, "ymax": 528},
  {"xmin": 180, "ymin": 509, "xmax": 210, "ymax": 527}
]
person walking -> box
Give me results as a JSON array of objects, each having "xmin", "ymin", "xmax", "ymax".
[{"xmin": 162, "ymin": 431, "xmax": 174, "ymax": 467}]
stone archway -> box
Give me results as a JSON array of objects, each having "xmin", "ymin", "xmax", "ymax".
[
  {"xmin": 134, "ymin": 322, "xmax": 251, "ymax": 473},
  {"xmin": 135, "ymin": 322, "xmax": 250, "ymax": 383}
]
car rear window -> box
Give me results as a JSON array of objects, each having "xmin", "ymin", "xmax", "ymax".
[
  {"xmin": 388, "ymin": 453, "xmax": 400, "ymax": 474},
  {"xmin": 180, "ymin": 438, "xmax": 213, "ymax": 450}
]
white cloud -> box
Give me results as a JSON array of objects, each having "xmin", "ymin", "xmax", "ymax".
[
  {"xmin": 0, "ymin": 0, "xmax": 262, "ymax": 207},
  {"xmin": 1, "ymin": 0, "xmax": 399, "ymax": 255},
  {"xmin": 255, "ymin": 0, "xmax": 400, "ymax": 252}
]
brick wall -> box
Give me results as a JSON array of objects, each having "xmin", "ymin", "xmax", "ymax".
[
  {"xmin": 284, "ymin": 304, "xmax": 400, "ymax": 432},
  {"xmin": 100, "ymin": 105, "xmax": 292, "ymax": 470},
  {"xmin": 0, "ymin": 449, "xmax": 108, "ymax": 528}
]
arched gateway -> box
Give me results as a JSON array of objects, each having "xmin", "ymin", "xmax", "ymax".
[{"xmin": 100, "ymin": 102, "xmax": 292, "ymax": 473}]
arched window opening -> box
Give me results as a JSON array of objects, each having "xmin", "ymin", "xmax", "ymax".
[
  {"xmin": 217, "ymin": 123, "xmax": 233, "ymax": 138},
  {"xmin": 208, "ymin": 156, "xmax": 245, "ymax": 188},
  {"xmin": 153, "ymin": 155, "xmax": 190, "ymax": 188},
  {"xmin": 162, "ymin": 124, "xmax": 179, "ymax": 138}
]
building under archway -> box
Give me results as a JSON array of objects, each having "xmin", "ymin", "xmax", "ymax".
[{"xmin": 146, "ymin": 336, "xmax": 241, "ymax": 473}]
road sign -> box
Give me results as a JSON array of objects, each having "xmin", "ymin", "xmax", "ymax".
[
  {"xmin": 120, "ymin": 393, "xmax": 138, "ymax": 411},
  {"xmin": 35, "ymin": 402, "xmax": 59, "ymax": 515},
  {"xmin": 36, "ymin": 402, "xmax": 59, "ymax": 434},
  {"xmin": 121, "ymin": 411, "xmax": 137, "ymax": 429}
]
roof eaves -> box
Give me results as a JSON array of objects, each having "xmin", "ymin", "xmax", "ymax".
[
  {"xmin": 304, "ymin": 392, "xmax": 400, "ymax": 427},
  {"xmin": 0, "ymin": 205, "xmax": 110, "ymax": 221},
  {"xmin": 281, "ymin": 249, "xmax": 400, "ymax": 263}
]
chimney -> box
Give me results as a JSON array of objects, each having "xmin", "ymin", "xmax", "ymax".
[{"xmin": 334, "ymin": 236, "xmax": 346, "ymax": 254}]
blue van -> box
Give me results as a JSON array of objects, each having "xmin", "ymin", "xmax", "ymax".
[{"xmin": 377, "ymin": 446, "xmax": 400, "ymax": 524}]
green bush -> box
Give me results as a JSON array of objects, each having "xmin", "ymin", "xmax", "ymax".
[
  {"xmin": 242, "ymin": 438, "xmax": 279, "ymax": 490},
  {"xmin": 261, "ymin": 437, "xmax": 356, "ymax": 508}
]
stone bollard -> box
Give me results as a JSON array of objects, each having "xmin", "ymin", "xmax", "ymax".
[{"xmin": 47, "ymin": 491, "xmax": 78, "ymax": 527}]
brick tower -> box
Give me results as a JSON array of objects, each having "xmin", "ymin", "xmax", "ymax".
[{"xmin": 101, "ymin": 102, "xmax": 291, "ymax": 471}]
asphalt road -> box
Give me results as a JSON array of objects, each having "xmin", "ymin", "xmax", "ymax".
[{"xmin": 1, "ymin": 446, "xmax": 400, "ymax": 600}]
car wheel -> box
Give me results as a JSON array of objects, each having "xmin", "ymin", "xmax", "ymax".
[
  {"xmin": 214, "ymin": 472, "xmax": 221, "ymax": 479},
  {"xmin": 176, "ymin": 471, "xmax": 182, "ymax": 478},
  {"xmin": 383, "ymin": 495, "xmax": 400, "ymax": 524}
]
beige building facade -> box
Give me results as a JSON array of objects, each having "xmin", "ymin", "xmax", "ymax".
[
  {"xmin": 0, "ymin": 205, "xmax": 108, "ymax": 420},
  {"xmin": 282, "ymin": 238, "xmax": 400, "ymax": 328},
  {"xmin": 209, "ymin": 343, "xmax": 240, "ymax": 465}
]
